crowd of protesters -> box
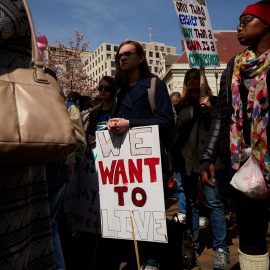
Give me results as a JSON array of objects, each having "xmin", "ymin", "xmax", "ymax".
[{"xmin": 1, "ymin": 0, "xmax": 270, "ymax": 270}]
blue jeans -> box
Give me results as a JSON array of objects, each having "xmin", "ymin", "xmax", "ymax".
[
  {"xmin": 187, "ymin": 173, "xmax": 227, "ymax": 252},
  {"xmin": 175, "ymin": 171, "xmax": 187, "ymax": 214},
  {"xmin": 49, "ymin": 183, "xmax": 66, "ymax": 270}
]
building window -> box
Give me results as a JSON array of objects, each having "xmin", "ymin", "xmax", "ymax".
[
  {"xmin": 106, "ymin": 44, "xmax": 111, "ymax": 51},
  {"xmin": 149, "ymin": 51, "xmax": 153, "ymax": 57},
  {"xmin": 155, "ymin": 45, "xmax": 158, "ymax": 51},
  {"xmin": 111, "ymin": 61, "xmax": 115, "ymax": 67},
  {"xmin": 156, "ymin": 52, "xmax": 159, "ymax": 58},
  {"xmin": 167, "ymin": 48, "xmax": 171, "ymax": 53},
  {"xmin": 114, "ymin": 46, "xmax": 118, "ymax": 52},
  {"xmin": 154, "ymin": 67, "xmax": 158, "ymax": 73}
]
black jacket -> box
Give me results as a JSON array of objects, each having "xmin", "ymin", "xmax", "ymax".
[{"xmin": 172, "ymin": 96, "xmax": 217, "ymax": 173}]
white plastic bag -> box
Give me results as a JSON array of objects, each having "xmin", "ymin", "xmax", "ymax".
[{"xmin": 230, "ymin": 155, "xmax": 268, "ymax": 199}]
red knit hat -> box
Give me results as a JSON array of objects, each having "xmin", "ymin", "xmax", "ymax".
[{"xmin": 241, "ymin": 2, "xmax": 270, "ymax": 26}]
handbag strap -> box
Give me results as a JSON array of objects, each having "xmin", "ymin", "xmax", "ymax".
[{"xmin": 22, "ymin": 0, "xmax": 49, "ymax": 83}]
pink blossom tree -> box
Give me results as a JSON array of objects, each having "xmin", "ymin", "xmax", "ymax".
[{"xmin": 45, "ymin": 31, "xmax": 97, "ymax": 97}]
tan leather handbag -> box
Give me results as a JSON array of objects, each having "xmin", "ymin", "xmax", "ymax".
[{"xmin": 0, "ymin": 0, "xmax": 76, "ymax": 163}]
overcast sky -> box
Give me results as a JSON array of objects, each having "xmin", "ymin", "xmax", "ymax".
[{"xmin": 28, "ymin": 0, "xmax": 255, "ymax": 54}]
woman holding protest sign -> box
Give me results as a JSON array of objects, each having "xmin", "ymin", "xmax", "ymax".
[
  {"xmin": 200, "ymin": 1, "xmax": 270, "ymax": 269},
  {"xmin": 107, "ymin": 40, "xmax": 175, "ymax": 270},
  {"xmin": 172, "ymin": 68, "xmax": 229, "ymax": 269}
]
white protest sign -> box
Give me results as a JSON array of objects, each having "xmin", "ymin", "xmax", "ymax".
[
  {"xmin": 74, "ymin": 147, "xmax": 101, "ymax": 233},
  {"xmin": 173, "ymin": 0, "xmax": 220, "ymax": 68},
  {"xmin": 96, "ymin": 125, "xmax": 167, "ymax": 243}
]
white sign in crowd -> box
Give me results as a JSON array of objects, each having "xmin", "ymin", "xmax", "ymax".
[
  {"xmin": 95, "ymin": 126, "xmax": 168, "ymax": 243},
  {"xmin": 173, "ymin": 0, "xmax": 220, "ymax": 68},
  {"xmin": 74, "ymin": 148, "xmax": 100, "ymax": 233}
]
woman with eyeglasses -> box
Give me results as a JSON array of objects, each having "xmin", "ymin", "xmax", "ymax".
[
  {"xmin": 200, "ymin": 1, "xmax": 270, "ymax": 269},
  {"xmin": 107, "ymin": 40, "xmax": 175, "ymax": 270}
]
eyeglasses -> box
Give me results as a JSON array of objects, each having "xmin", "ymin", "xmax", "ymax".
[
  {"xmin": 116, "ymin": 51, "xmax": 137, "ymax": 61},
  {"xmin": 98, "ymin": 85, "xmax": 111, "ymax": 93},
  {"xmin": 237, "ymin": 15, "xmax": 256, "ymax": 30}
]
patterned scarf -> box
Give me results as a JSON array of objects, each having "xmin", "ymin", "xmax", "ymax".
[{"xmin": 230, "ymin": 48, "xmax": 270, "ymax": 181}]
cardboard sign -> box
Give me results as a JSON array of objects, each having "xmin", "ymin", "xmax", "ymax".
[
  {"xmin": 173, "ymin": 0, "xmax": 220, "ymax": 67},
  {"xmin": 96, "ymin": 126, "xmax": 167, "ymax": 243},
  {"xmin": 74, "ymin": 147, "xmax": 101, "ymax": 233}
]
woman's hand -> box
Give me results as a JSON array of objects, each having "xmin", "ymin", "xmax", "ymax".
[
  {"xmin": 107, "ymin": 118, "xmax": 130, "ymax": 135},
  {"xmin": 199, "ymin": 96, "xmax": 211, "ymax": 108},
  {"xmin": 107, "ymin": 118, "xmax": 118, "ymax": 130},
  {"xmin": 200, "ymin": 163, "xmax": 216, "ymax": 187}
]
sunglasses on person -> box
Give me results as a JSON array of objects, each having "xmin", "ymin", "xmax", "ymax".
[
  {"xmin": 237, "ymin": 15, "xmax": 256, "ymax": 30},
  {"xmin": 98, "ymin": 85, "xmax": 111, "ymax": 93},
  {"xmin": 116, "ymin": 51, "xmax": 138, "ymax": 61}
]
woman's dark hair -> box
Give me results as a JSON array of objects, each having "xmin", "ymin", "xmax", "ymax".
[
  {"xmin": 115, "ymin": 40, "xmax": 155, "ymax": 87},
  {"xmin": 79, "ymin": 96, "xmax": 93, "ymax": 111},
  {"xmin": 100, "ymin": 75, "xmax": 117, "ymax": 94},
  {"xmin": 181, "ymin": 68, "xmax": 212, "ymax": 105},
  {"xmin": 66, "ymin": 91, "xmax": 81, "ymax": 103}
]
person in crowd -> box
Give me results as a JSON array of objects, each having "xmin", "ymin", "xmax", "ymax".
[
  {"xmin": 72, "ymin": 76, "xmax": 116, "ymax": 269},
  {"xmin": 65, "ymin": 91, "xmax": 87, "ymax": 167},
  {"xmin": 44, "ymin": 70, "xmax": 86, "ymax": 269},
  {"xmin": 48, "ymin": 91, "xmax": 86, "ymax": 269},
  {"xmin": 168, "ymin": 92, "xmax": 188, "ymax": 223},
  {"xmin": 173, "ymin": 68, "xmax": 229, "ymax": 269},
  {"xmin": 107, "ymin": 40, "xmax": 175, "ymax": 270},
  {"xmin": 170, "ymin": 91, "xmax": 181, "ymax": 122},
  {"xmin": 0, "ymin": 1, "xmax": 54, "ymax": 269},
  {"xmin": 86, "ymin": 75, "xmax": 116, "ymax": 145},
  {"xmin": 200, "ymin": 1, "xmax": 270, "ymax": 269}
]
